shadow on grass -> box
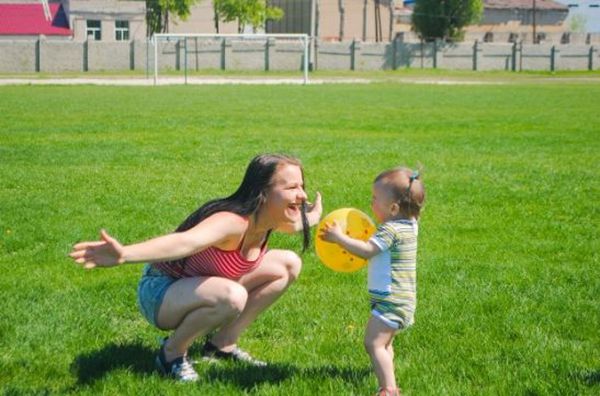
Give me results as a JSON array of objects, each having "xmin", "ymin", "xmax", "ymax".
[
  {"xmin": 571, "ymin": 369, "xmax": 600, "ymax": 386},
  {"xmin": 72, "ymin": 341, "xmax": 370, "ymax": 391},
  {"xmin": 205, "ymin": 363, "xmax": 370, "ymax": 391},
  {"xmin": 205, "ymin": 363, "xmax": 292, "ymax": 389},
  {"xmin": 71, "ymin": 341, "xmax": 156, "ymax": 385}
]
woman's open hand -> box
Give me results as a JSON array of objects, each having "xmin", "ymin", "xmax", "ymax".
[
  {"xmin": 305, "ymin": 192, "xmax": 323, "ymax": 227},
  {"xmin": 69, "ymin": 229, "xmax": 125, "ymax": 269}
]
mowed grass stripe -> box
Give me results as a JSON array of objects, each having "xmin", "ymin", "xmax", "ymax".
[{"xmin": 0, "ymin": 82, "xmax": 598, "ymax": 395}]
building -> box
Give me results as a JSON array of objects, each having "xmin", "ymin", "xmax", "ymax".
[
  {"xmin": 65, "ymin": 0, "xmax": 146, "ymax": 41},
  {"xmin": 0, "ymin": 1, "xmax": 72, "ymax": 39},
  {"xmin": 269, "ymin": 0, "xmax": 396, "ymax": 42},
  {"xmin": 0, "ymin": 0, "xmax": 146, "ymax": 41},
  {"xmin": 164, "ymin": 0, "xmax": 396, "ymax": 42},
  {"xmin": 393, "ymin": 0, "xmax": 571, "ymax": 43},
  {"xmin": 0, "ymin": 0, "xmax": 585, "ymax": 45},
  {"xmin": 163, "ymin": 0, "xmax": 239, "ymax": 35},
  {"xmin": 465, "ymin": 0, "xmax": 569, "ymax": 43}
]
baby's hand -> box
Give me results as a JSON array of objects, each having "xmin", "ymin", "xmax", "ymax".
[{"xmin": 318, "ymin": 221, "xmax": 344, "ymax": 244}]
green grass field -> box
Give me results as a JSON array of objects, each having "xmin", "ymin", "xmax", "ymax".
[{"xmin": 1, "ymin": 76, "xmax": 599, "ymax": 395}]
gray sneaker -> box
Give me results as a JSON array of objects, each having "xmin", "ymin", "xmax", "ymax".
[
  {"xmin": 156, "ymin": 342, "xmax": 199, "ymax": 382},
  {"xmin": 201, "ymin": 341, "xmax": 267, "ymax": 367}
]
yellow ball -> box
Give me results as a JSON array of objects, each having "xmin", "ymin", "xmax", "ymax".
[{"xmin": 315, "ymin": 208, "xmax": 376, "ymax": 273}]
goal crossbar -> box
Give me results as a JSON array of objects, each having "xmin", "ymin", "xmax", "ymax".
[{"xmin": 151, "ymin": 33, "xmax": 310, "ymax": 85}]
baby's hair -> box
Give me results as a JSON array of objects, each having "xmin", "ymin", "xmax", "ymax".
[{"xmin": 374, "ymin": 166, "xmax": 425, "ymax": 219}]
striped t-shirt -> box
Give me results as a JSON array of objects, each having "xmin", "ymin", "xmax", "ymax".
[
  {"xmin": 368, "ymin": 219, "xmax": 418, "ymax": 322},
  {"xmin": 152, "ymin": 239, "xmax": 268, "ymax": 280}
]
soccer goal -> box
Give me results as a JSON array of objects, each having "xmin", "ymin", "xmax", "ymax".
[{"xmin": 151, "ymin": 33, "xmax": 311, "ymax": 85}]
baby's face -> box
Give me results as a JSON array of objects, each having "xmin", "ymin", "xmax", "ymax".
[{"xmin": 371, "ymin": 181, "xmax": 395, "ymax": 223}]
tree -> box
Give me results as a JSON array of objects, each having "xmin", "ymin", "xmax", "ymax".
[
  {"xmin": 214, "ymin": 0, "xmax": 283, "ymax": 33},
  {"xmin": 569, "ymin": 14, "xmax": 587, "ymax": 34},
  {"xmin": 146, "ymin": 0, "xmax": 201, "ymax": 35},
  {"xmin": 412, "ymin": 0, "xmax": 483, "ymax": 41}
]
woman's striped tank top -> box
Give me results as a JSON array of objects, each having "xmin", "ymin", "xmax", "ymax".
[{"xmin": 153, "ymin": 239, "xmax": 267, "ymax": 280}]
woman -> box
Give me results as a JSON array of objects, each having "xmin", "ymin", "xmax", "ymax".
[{"xmin": 70, "ymin": 153, "xmax": 322, "ymax": 382}]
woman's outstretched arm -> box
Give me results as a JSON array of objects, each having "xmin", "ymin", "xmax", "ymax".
[{"xmin": 70, "ymin": 212, "xmax": 246, "ymax": 269}]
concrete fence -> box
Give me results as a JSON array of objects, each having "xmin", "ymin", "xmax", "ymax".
[{"xmin": 1, "ymin": 37, "xmax": 598, "ymax": 73}]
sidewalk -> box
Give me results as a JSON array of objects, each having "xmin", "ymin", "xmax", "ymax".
[
  {"xmin": 1, "ymin": 74, "xmax": 598, "ymax": 86},
  {"xmin": 0, "ymin": 76, "xmax": 372, "ymax": 86}
]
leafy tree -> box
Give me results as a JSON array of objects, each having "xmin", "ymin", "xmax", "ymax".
[
  {"xmin": 214, "ymin": 0, "xmax": 283, "ymax": 33},
  {"xmin": 412, "ymin": 0, "xmax": 483, "ymax": 41},
  {"xmin": 569, "ymin": 14, "xmax": 587, "ymax": 34},
  {"xmin": 146, "ymin": 0, "xmax": 201, "ymax": 35}
]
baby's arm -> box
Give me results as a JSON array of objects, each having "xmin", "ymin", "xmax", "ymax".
[{"xmin": 319, "ymin": 221, "xmax": 380, "ymax": 259}]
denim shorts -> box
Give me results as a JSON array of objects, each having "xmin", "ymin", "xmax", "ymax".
[{"xmin": 137, "ymin": 264, "xmax": 177, "ymax": 328}]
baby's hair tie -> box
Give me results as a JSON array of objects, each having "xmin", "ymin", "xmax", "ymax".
[
  {"xmin": 409, "ymin": 170, "xmax": 420, "ymax": 182},
  {"xmin": 406, "ymin": 170, "xmax": 419, "ymax": 194}
]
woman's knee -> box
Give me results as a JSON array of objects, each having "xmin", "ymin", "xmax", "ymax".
[
  {"xmin": 218, "ymin": 282, "xmax": 248, "ymax": 316},
  {"xmin": 280, "ymin": 250, "xmax": 302, "ymax": 281}
]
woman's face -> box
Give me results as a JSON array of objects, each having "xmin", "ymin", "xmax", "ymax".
[{"xmin": 263, "ymin": 164, "xmax": 307, "ymax": 226}]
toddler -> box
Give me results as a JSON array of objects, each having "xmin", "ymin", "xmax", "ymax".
[{"xmin": 320, "ymin": 167, "xmax": 425, "ymax": 396}]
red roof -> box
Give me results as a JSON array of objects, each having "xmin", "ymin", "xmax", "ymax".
[{"xmin": 0, "ymin": 3, "xmax": 72, "ymax": 36}]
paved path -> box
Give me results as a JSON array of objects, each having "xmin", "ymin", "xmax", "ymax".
[
  {"xmin": 0, "ymin": 77, "xmax": 371, "ymax": 86},
  {"xmin": 0, "ymin": 75, "xmax": 598, "ymax": 86}
]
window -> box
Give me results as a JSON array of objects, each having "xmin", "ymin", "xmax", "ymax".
[
  {"xmin": 86, "ymin": 20, "xmax": 101, "ymax": 40},
  {"xmin": 536, "ymin": 32, "xmax": 546, "ymax": 44},
  {"xmin": 483, "ymin": 32, "xmax": 493, "ymax": 43},
  {"xmin": 115, "ymin": 20, "xmax": 130, "ymax": 41},
  {"xmin": 568, "ymin": 4, "xmax": 578, "ymax": 8},
  {"xmin": 590, "ymin": 4, "xmax": 599, "ymax": 7}
]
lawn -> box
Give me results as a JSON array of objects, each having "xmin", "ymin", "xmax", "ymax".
[{"xmin": 0, "ymin": 78, "xmax": 598, "ymax": 395}]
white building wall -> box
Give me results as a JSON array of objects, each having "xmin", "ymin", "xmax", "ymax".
[{"xmin": 67, "ymin": 0, "xmax": 146, "ymax": 41}]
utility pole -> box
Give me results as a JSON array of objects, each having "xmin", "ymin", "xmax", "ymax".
[
  {"xmin": 362, "ymin": 0, "xmax": 368, "ymax": 41},
  {"xmin": 374, "ymin": 0, "xmax": 382, "ymax": 42},
  {"xmin": 310, "ymin": 0, "xmax": 317, "ymax": 70},
  {"xmin": 388, "ymin": 0, "xmax": 395, "ymax": 42},
  {"xmin": 339, "ymin": 0, "xmax": 345, "ymax": 42},
  {"xmin": 532, "ymin": 0, "xmax": 537, "ymax": 44}
]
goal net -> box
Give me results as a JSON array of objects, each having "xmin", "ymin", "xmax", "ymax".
[{"xmin": 151, "ymin": 33, "xmax": 310, "ymax": 85}]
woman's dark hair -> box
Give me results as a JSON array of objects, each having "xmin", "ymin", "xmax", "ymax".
[{"xmin": 175, "ymin": 153, "xmax": 310, "ymax": 251}]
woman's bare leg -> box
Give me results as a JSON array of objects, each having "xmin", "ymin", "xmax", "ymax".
[
  {"xmin": 156, "ymin": 276, "xmax": 248, "ymax": 361},
  {"xmin": 209, "ymin": 249, "xmax": 301, "ymax": 350}
]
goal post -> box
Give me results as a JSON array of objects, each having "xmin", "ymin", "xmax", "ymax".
[{"xmin": 151, "ymin": 33, "xmax": 310, "ymax": 85}]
